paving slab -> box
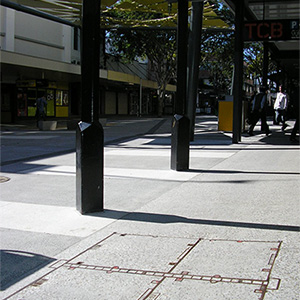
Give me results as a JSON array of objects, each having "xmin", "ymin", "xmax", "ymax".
[{"xmin": 0, "ymin": 116, "xmax": 299, "ymax": 300}]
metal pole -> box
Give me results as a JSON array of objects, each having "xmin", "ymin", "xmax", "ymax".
[
  {"xmin": 261, "ymin": 41, "xmax": 269, "ymax": 130},
  {"xmin": 171, "ymin": 0, "xmax": 190, "ymax": 171},
  {"xmin": 232, "ymin": 0, "xmax": 244, "ymax": 143},
  {"xmin": 187, "ymin": 1, "xmax": 204, "ymax": 141},
  {"xmin": 139, "ymin": 79, "xmax": 143, "ymax": 117},
  {"xmin": 262, "ymin": 41, "xmax": 268, "ymax": 88},
  {"xmin": 76, "ymin": 0, "xmax": 104, "ymax": 214}
]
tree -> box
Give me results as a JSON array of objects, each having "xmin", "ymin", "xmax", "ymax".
[
  {"xmin": 244, "ymin": 42, "xmax": 277, "ymax": 87},
  {"xmin": 102, "ymin": 2, "xmax": 178, "ymax": 116},
  {"xmin": 200, "ymin": 30, "xmax": 235, "ymax": 94},
  {"xmin": 104, "ymin": 0, "xmax": 236, "ymax": 114},
  {"xmin": 107, "ymin": 28, "xmax": 177, "ymax": 116},
  {"xmin": 197, "ymin": 0, "xmax": 235, "ymax": 94}
]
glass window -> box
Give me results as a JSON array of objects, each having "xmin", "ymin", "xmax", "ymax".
[
  {"xmin": 56, "ymin": 90, "xmax": 68, "ymax": 106},
  {"xmin": 17, "ymin": 89, "xmax": 28, "ymax": 117}
]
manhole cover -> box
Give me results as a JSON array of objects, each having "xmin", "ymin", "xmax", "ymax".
[{"xmin": 0, "ymin": 176, "xmax": 10, "ymax": 183}]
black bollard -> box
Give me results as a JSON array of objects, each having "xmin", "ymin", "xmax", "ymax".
[
  {"xmin": 76, "ymin": 121, "xmax": 104, "ymax": 213},
  {"xmin": 187, "ymin": 1, "xmax": 203, "ymax": 141},
  {"xmin": 76, "ymin": 0, "xmax": 103, "ymax": 214},
  {"xmin": 171, "ymin": 114, "xmax": 190, "ymax": 171},
  {"xmin": 170, "ymin": 0, "xmax": 190, "ymax": 171}
]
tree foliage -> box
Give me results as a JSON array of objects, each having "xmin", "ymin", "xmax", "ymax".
[
  {"xmin": 244, "ymin": 42, "xmax": 277, "ymax": 86},
  {"xmin": 200, "ymin": 30, "xmax": 235, "ymax": 94},
  {"xmin": 105, "ymin": 0, "xmax": 274, "ymax": 114},
  {"xmin": 107, "ymin": 28, "xmax": 177, "ymax": 116},
  {"xmin": 198, "ymin": 0, "xmax": 235, "ymax": 94}
]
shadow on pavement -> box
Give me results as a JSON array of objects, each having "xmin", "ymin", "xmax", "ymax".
[
  {"xmin": 188, "ymin": 168, "xmax": 300, "ymax": 176},
  {"xmin": 0, "ymin": 250, "xmax": 55, "ymax": 291},
  {"xmin": 88, "ymin": 210, "xmax": 300, "ymax": 233}
]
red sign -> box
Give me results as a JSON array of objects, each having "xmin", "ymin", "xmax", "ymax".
[{"xmin": 244, "ymin": 19, "xmax": 299, "ymax": 41}]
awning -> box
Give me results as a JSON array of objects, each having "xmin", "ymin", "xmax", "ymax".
[
  {"xmin": 224, "ymin": 0, "xmax": 300, "ymax": 80},
  {"xmin": 2, "ymin": 0, "xmax": 230, "ymax": 29}
]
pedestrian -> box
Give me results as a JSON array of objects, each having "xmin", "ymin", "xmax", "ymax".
[
  {"xmin": 36, "ymin": 94, "xmax": 47, "ymax": 126},
  {"xmin": 273, "ymin": 85, "xmax": 288, "ymax": 131},
  {"xmin": 246, "ymin": 91, "xmax": 256, "ymax": 126},
  {"xmin": 248, "ymin": 86, "xmax": 270, "ymax": 136}
]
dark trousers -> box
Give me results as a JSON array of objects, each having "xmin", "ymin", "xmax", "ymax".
[
  {"xmin": 248, "ymin": 109, "xmax": 269, "ymax": 134},
  {"xmin": 36, "ymin": 111, "xmax": 46, "ymax": 126}
]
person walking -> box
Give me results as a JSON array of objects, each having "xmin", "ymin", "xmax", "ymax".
[
  {"xmin": 248, "ymin": 86, "xmax": 270, "ymax": 136},
  {"xmin": 274, "ymin": 85, "xmax": 288, "ymax": 131},
  {"xmin": 36, "ymin": 94, "xmax": 47, "ymax": 126}
]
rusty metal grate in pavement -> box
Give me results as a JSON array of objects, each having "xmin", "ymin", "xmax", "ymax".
[
  {"xmin": 6, "ymin": 232, "xmax": 282, "ymax": 300},
  {"xmin": 61, "ymin": 233, "xmax": 282, "ymax": 300}
]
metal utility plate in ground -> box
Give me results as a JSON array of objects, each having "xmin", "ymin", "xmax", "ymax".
[{"xmin": 6, "ymin": 233, "xmax": 281, "ymax": 300}]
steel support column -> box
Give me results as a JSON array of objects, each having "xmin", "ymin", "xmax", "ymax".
[
  {"xmin": 76, "ymin": 0, "xmax": 104, "ymax": 214},
  {"xmin": 187, "ymin": 1, "xmax": 204, "ymax": 141},
  {"xmin": 261, "ymin": 41, "xmax": 269, "ymax": 131},
  {"xmin": 171, "ymin": 0, "xmax": 190, "ymax": 171},
  {"xmin": 232, "ymin": 0, "xmax": 244, "ymax": 143},
  {"xmin": 262, "ymin": 41, "xmax": 269, "ymax": 88}
]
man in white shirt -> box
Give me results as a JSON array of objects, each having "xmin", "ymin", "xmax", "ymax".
[{"xmin": 273, "ymin": 85, "xmax": 288, "ymax": 131}]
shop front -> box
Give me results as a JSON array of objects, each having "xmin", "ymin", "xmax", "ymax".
[{"xmin": 15, "ymin": 80, "xmax": 69, "ymax": 119}]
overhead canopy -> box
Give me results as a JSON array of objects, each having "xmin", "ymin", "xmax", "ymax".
[
  {"xmin": 225, "ymin": 0, "xmax": 300, "ymax": 81},
  {"xmin": 2, "ymin": 0, "xmax": 230, "ymax": 29}
]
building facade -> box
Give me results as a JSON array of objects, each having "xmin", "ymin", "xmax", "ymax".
[{"xmin": 0, "ymin": 6, "xmax": 175, "ymax": 123}]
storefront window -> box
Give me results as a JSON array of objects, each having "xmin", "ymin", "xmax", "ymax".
[
  {"xmin": 56, "ymin": 90, "xmax": 68, "ymax": 106},
  {"xmin": 15, "ymin": 80, "xmax": 69, "ymax": 118},
  {"xmin": 56, "ymin": 90, "xmax": 69, "ymax": 117},
  {"xmin": 27, "ymin": 88, "xmax": 37, "ymax": 117},
  {"xmin": 17, "ymin": 89, "xmax": 28, "ymax": 117},
  {"xmin": 46, "ymin": 89, "xmax": 55, "ymax": 117}
]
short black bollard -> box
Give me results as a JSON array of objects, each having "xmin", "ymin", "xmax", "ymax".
[
  {"xmin": 76, "ymin": 120, "xmax": 104, "ymax": 214},
  {"xmin": 171, "ymin": 114, "xmax": 190, "ymax": 171}
]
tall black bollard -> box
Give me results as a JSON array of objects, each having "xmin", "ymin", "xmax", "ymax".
[
  {"xmin": 76, "ymin": 0, "xmax": 104, "ymax": 214},
  {"xmin": 187, "ymin": 1, "xmax": 203, "ymax": 141},
  {"xmin": 232, "ymin": 0, "xmax": 244, "ymax": 143},
  {"xmin": 171, "ymin": 0, "xmax": 190, "ymax": 171}
]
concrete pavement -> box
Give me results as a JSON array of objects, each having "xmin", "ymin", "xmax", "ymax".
[{"xmin": 0, "ymin": 116, "xmax": 299, "ymax": 300}]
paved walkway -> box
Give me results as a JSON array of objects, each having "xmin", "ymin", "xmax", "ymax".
[{"xmin": 0, "ymin": 116, "xmax": 299, "ymax": 300}]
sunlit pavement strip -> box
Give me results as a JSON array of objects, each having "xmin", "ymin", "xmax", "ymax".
[
  {"xmin": 13, "ymin": 149, "xmax": 235, "ymax": 178},
  {"xmin": 0, "ymin": 135, "xmax": 57, "ymax": 139},
  {"xmin": 0, "ymin": 201, "xmax": 117, "ymax": 237},
  {"xmin": 17, "ymin": 166, "xmax": 197, "ymax": 181},
  {"xmin": 104, "ymin": 168, "xmax": 197, "ymax": 181},
  {"xmin": 18, "ymin": 165, "xmax": 76, "ymax": 176},
  {"xmin": 106, "ymin": 149, "xmax": 235, "ymax": 158}
]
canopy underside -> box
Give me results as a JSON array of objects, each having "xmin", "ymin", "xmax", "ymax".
[{"xmin": 4, "ymin": 0, "xmax": 230, "ymax": 29}]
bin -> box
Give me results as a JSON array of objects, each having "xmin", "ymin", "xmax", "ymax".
[
  {"xmin": 218, "ymin": 98, "xmax": 249, "ymax": 132},
  {"xmin": 218, "ymin": 100, "xmax": 233, "ymax": 131}
]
